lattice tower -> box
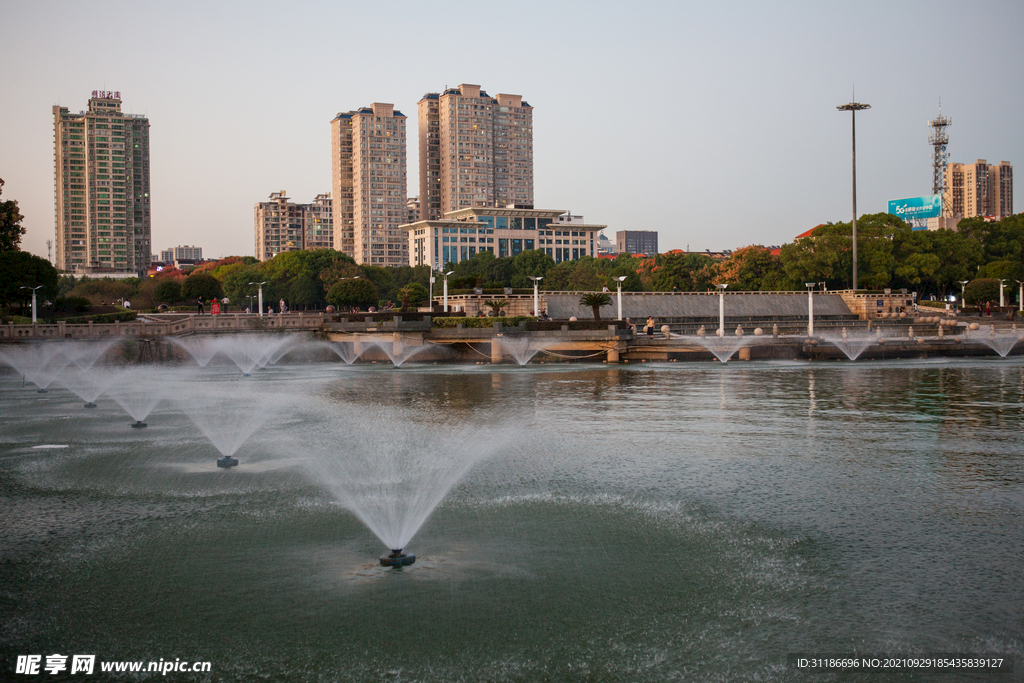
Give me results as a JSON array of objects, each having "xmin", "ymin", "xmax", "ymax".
[{"xmin": 928, "ymin": 106, "xmax": 952, "ymax": 216}]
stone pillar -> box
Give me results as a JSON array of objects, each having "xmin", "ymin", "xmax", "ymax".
[
  {"xmin": 491, "ymin": 338, "xmax": 502, "ymax": 363},
  {"xmin": 392, "ymin": 334, "xmax": 404, "ymax": 357},
  {"xmin": 607, "ymin": 346, "xmax": 620, "ymax": 363},
  {"xmin": 738, "ymin": 346, "xmax": 751, "ymax": 361}
]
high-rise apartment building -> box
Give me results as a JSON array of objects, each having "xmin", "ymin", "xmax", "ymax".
[
  {"xmin": 945, "ymin": 159, "xmax": 1013, "ymax": 219},
  {"xmin": 616, "ymin": 230, "xmax": 659, "ymax": 256},
  {"xmin": 254, "ymin": 191, "xmax": 304, "ymax": 261},
  {"xmin": 304, "ymin": 193, "xmax": 333, "ymax": 251},
  {"xmin": 53, "ymin": 91, "xmax": 151, "ymax": 275},
  {"xmin": 254, "ymin": 191, "xmax": 334, "ymax": 261},
  {"xmin": 417, "ymin": 84, "xmax": 533, "ymax": 221},
  {"xmin": 330, "ymin": 103, "xmax": 408, "ymax": 266}
]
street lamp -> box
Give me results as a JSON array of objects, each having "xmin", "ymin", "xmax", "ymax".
[
  {"xmin": 959, "ymin": 280, "xmax": 969, "ymax": 308},
  {"xmin": 805, "ymin": 282, "xmax": 816, "ymax": 336},
  {"xmin": 837, "ymin": 97, "xmax": 871, "ymax": 291},
  {"xmin": 613, "ymin": 276, "xmax": 627, "ymax": 321},
  {"xmin": 248, "ymin": 281, "xmax": 268, "ymax": 317},
  {"xmin": 528, "ymin": 276, "xmax": 544, "ymax": 318},
  {"xmin": 247, "ymin": 294, "xmax": 255, "ymax": 313},
  {"xmin": 442, "ymin": 271, "xmax": 454, "ymax": 313},
  {"xmin": 1016, "ymin": 280, "xmax": 1023, "ymax": 314},
  {"xmin": 999, "ymin": 278, "xmax": 1007, "ymax": 308},
  {"xmin": 19, "ymin": 285, "xmax": 43, "ymax": 324},
  {"xmin": 715, "ymin": 283, "xmax": 728, "ymax": 336},
  {"xmin": 429, "ymin": 274, "xmax": 436, "ymax": 311}
]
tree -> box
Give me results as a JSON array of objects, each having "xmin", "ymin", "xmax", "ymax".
[
  {"xmin": 0, "ymin": 179, "xmax": 26, "ymax": 252},
  {"xmin": 0, "ymin": 250, "xmax": 59, "ymax": 309},
  {"xmin": 579, "ymin": 292, "xmax": 612, "ymax": 320},
  {"xmin": 289, "ymin": 273, "xmax": 321, "ymax": 310},
  {"xmin": 326, "ymin": 278, "xmax": 379, "ymax": 309},
  {"xmin": 181, "ymin": 273, "xmax": 224, "ymax": 302},
  {"xmin": 963, "ymin": 279, "xmax": 1000, "ymax": 306},
  {"xmin": 483, "ymin": 299, "xmax": 509, "ymax": 316},
  {"xmin": 153, "ymin": 279, "xmax": 183, "ymax": 303},
  {"xmin": 399, "ymin": 282, "xmax": 428, "ymax": 308}
]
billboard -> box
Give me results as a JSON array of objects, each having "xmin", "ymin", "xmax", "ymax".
[{"xmin": 888, "ymin": 194, "xmax": 941, "ymax": 221}]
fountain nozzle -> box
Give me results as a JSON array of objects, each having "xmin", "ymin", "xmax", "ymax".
[{"xmin": 380, "ymin": 548, "xmax": 416, "ymax": 568}]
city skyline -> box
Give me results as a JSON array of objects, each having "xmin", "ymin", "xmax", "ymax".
[{"xmin": 2, "ymin": 0, "xmax": 1022, "ymax": 263}]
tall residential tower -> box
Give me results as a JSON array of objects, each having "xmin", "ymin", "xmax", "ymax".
[
  {"xmin": 331, "ymin": 103, "xmax": 408, "ymax": 266},
  {"xmin": 945, "ymin": 160, "xmax": 1013, "ymax": 219},
  {"xmin": 417, "ymin": 84, "xmax": 533, "ymax": 220},
  {"xmin": 53, "ymin": 91, "xmax": 151, "ymax": 275}
]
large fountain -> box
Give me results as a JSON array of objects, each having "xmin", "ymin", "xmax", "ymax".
[
  {"xmin": 820, "ymin": 327, "xmax": 875, "ymax": 361},
  {"xmin": 296, "ymin": 401, "xmax": 510, "ymax": 567}
]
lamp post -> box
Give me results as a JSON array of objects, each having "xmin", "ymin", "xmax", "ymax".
[
  {"xmin": 429, "ymin": 274, "xmax": 435, "ymax": 311},
  {"xmin": 528, "ymin": 276, "xmax": 543, "ymax": 318},
  {"xmin": 805, "ymin": 282, "xmax": 816, "ymax": 336},
  {"xmin": 715, "ymin": 283, "xmax": 728, "ymax": 336},
  {"xmin": 248, "ymin": 281, "xmax": 268, "ymax": 317},
  {"xmin": 999, "ymin": 278, "xmax": 1007, "ymax": 308},
  {"xmin": 442, "ymin": 271, "xmax": 454, "ymax": 313},
  {"xmin": 1016, "ymin": 280, "xmax": 1023, "ymax": 313},
  {"xmin": 247, "ymin": 294, "xmax": 255, "ymax": 313},
  {"xmin": 19, "ymin": 285, "xmax": 43, "ymax": 324},
  {"xmin": 959, "ymin": 280, "xmax": 969, "ymax": 309},
  {"xmin": 613, "ymin": 275, "xmax": 627, "ymax": 320},
  {"xmin": 837, "ymin": 97, "xmax": 871, "ymax": 291}
]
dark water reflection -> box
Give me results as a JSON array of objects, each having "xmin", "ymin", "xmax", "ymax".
[{"xmin": 0, "ymin": 358, "xmax": 1021, "ymax": 681}]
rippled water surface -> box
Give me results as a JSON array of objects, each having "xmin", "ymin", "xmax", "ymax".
[{"xmin": 1, "ymin": 358, "xmax": 1022, "ymax": 681}]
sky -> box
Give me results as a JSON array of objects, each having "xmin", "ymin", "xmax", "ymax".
[{"xmin": 2, "ymin": 0, "xmax": 1022, "ymax": 262}]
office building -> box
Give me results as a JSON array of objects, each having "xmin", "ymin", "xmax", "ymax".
[
  {"xmin": 160, "ymin": 245, "xmax": 203, "ymax": 262},
  {"xmin": 404, "ymin": 207, "xmax": 603, "ymax": 269},
  {"xmin": 53, "ymin": 91, "xmax": 151, "ymax": 275},
  {"xmin": 616, "ymin": 230, "xmax": 659, "ymax": 256},
  {"xmin": 945, "ymin": 160, "xmax": 1013, "ymax": 219},
  {"xmin": 417, "ymin": 84, "xmax": 534, "ymax": 220},
  {"xmin": 331, "ymin": 103, "xmax": 408, "ymax": 266}
]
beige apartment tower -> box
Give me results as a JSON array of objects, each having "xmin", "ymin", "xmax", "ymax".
[
  {"xmin": 253, "ymin": 191, "xmax": 333, "ymax": 261},
  {"xmin": 418, "ymin": 84, "xmax": 534, "ymax": 221},
  {"xmin": 53, "ymin": 91, "xmax": 151, "ymax": 275},
  {"xmin": 331, "ymin": 103, "xmax": 408, "ymax": 266},
  {"xmin": 945, "ymin": 159, "xmax": 1013, "ymax": 219}
]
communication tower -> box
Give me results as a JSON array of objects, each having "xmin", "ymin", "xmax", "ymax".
[{"xmin": 928, "ymin": 105, "xmax": 952, "ymax": 216}]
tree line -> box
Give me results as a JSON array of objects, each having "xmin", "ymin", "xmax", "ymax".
[{"xmin": 3, "ymin": 173, "xmax": 1024, "ymax": 320}]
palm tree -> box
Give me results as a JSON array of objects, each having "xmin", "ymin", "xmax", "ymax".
[
  {"xmin": 484, "ymin": 299, "xmax": 509, "ymax": 316},
  {"xmin": 579, "ymin": 292, "xmax": 612, "ymax": 320}
]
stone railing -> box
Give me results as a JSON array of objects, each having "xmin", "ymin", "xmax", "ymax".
[{"xmin": 0, "ymin": 312, "xmax": 326, "ymax": 340}]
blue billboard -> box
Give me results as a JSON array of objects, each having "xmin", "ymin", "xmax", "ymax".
[{"xmin": 888, "ymin": 194, "xmax": 941, "ymax": 221}]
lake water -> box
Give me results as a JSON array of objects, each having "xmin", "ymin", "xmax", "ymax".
[{"xmin": 1, "ymin": 358, "xmax": 1022, "ymax": 681}]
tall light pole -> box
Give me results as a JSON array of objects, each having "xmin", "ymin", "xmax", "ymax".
[
  {"xmin": 999, "ymin": 278, "xmax": 1007, "ymax": 308},
  {"xmin": 19, "ymin": 285, "xmax": 43, "ymax": 324},
  {"xmin": 613, "ymin": 275, "xmax": 627, "ymax": 320},
  {"xmin": 837, "ymin": 97, "xmax": 871, "ymax": 291},
  {"xmin": 429, "ymin": 274, "xmax": 435, "ymax": 311},
  {"xmin": 528, "ymin": 276, "xmax": 543, "ymax": 318},
  {"xmin": 248, "ymin": 281, "xmax": 268, "ymax": 317},
  {"xmin": 442, "ymin": 270, "xmax": 454, "ymax": 313},
  {"xmin": 805, "ymin": 282, "xmax": 816, "ymax": 336},
  {"xmin": 959, "ymin": 280, "xmax": 969, "ymax": 308},
  {"xmin": 715, "ymin": 283, "xmax": 728, "ymax": 336},
  {"xmin": 1016, "ymin": 280, "xmax": 1023, "ymax": 313}
]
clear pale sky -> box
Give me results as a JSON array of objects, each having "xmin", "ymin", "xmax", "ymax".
[{"xmin": 2, "ymin": 0, "xmax": 1021, "ymax": 261}]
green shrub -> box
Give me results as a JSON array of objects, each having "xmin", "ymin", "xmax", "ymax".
[
  {"xmin": 963, "ymin": 279, "xmax": 1001, "ymax": 306},
  {"xmin": 432, "ymin": 316, "xmax": 534, "ymax": 328}
]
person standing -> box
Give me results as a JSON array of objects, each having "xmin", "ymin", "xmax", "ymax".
[
  {"xmin": 279, "ymin": 298, "xmax": 286, "ymax": 314},
  {"xmin": 196, "ymin": 297, "xmax": 204, "ymax": 315},
  {"xmin": 986, "ymin": 301, "xmax": 991, "ymax": 317},
  {"xmin": 645, "ymin": 316, "xmax": 655, "ymax": 337}
]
